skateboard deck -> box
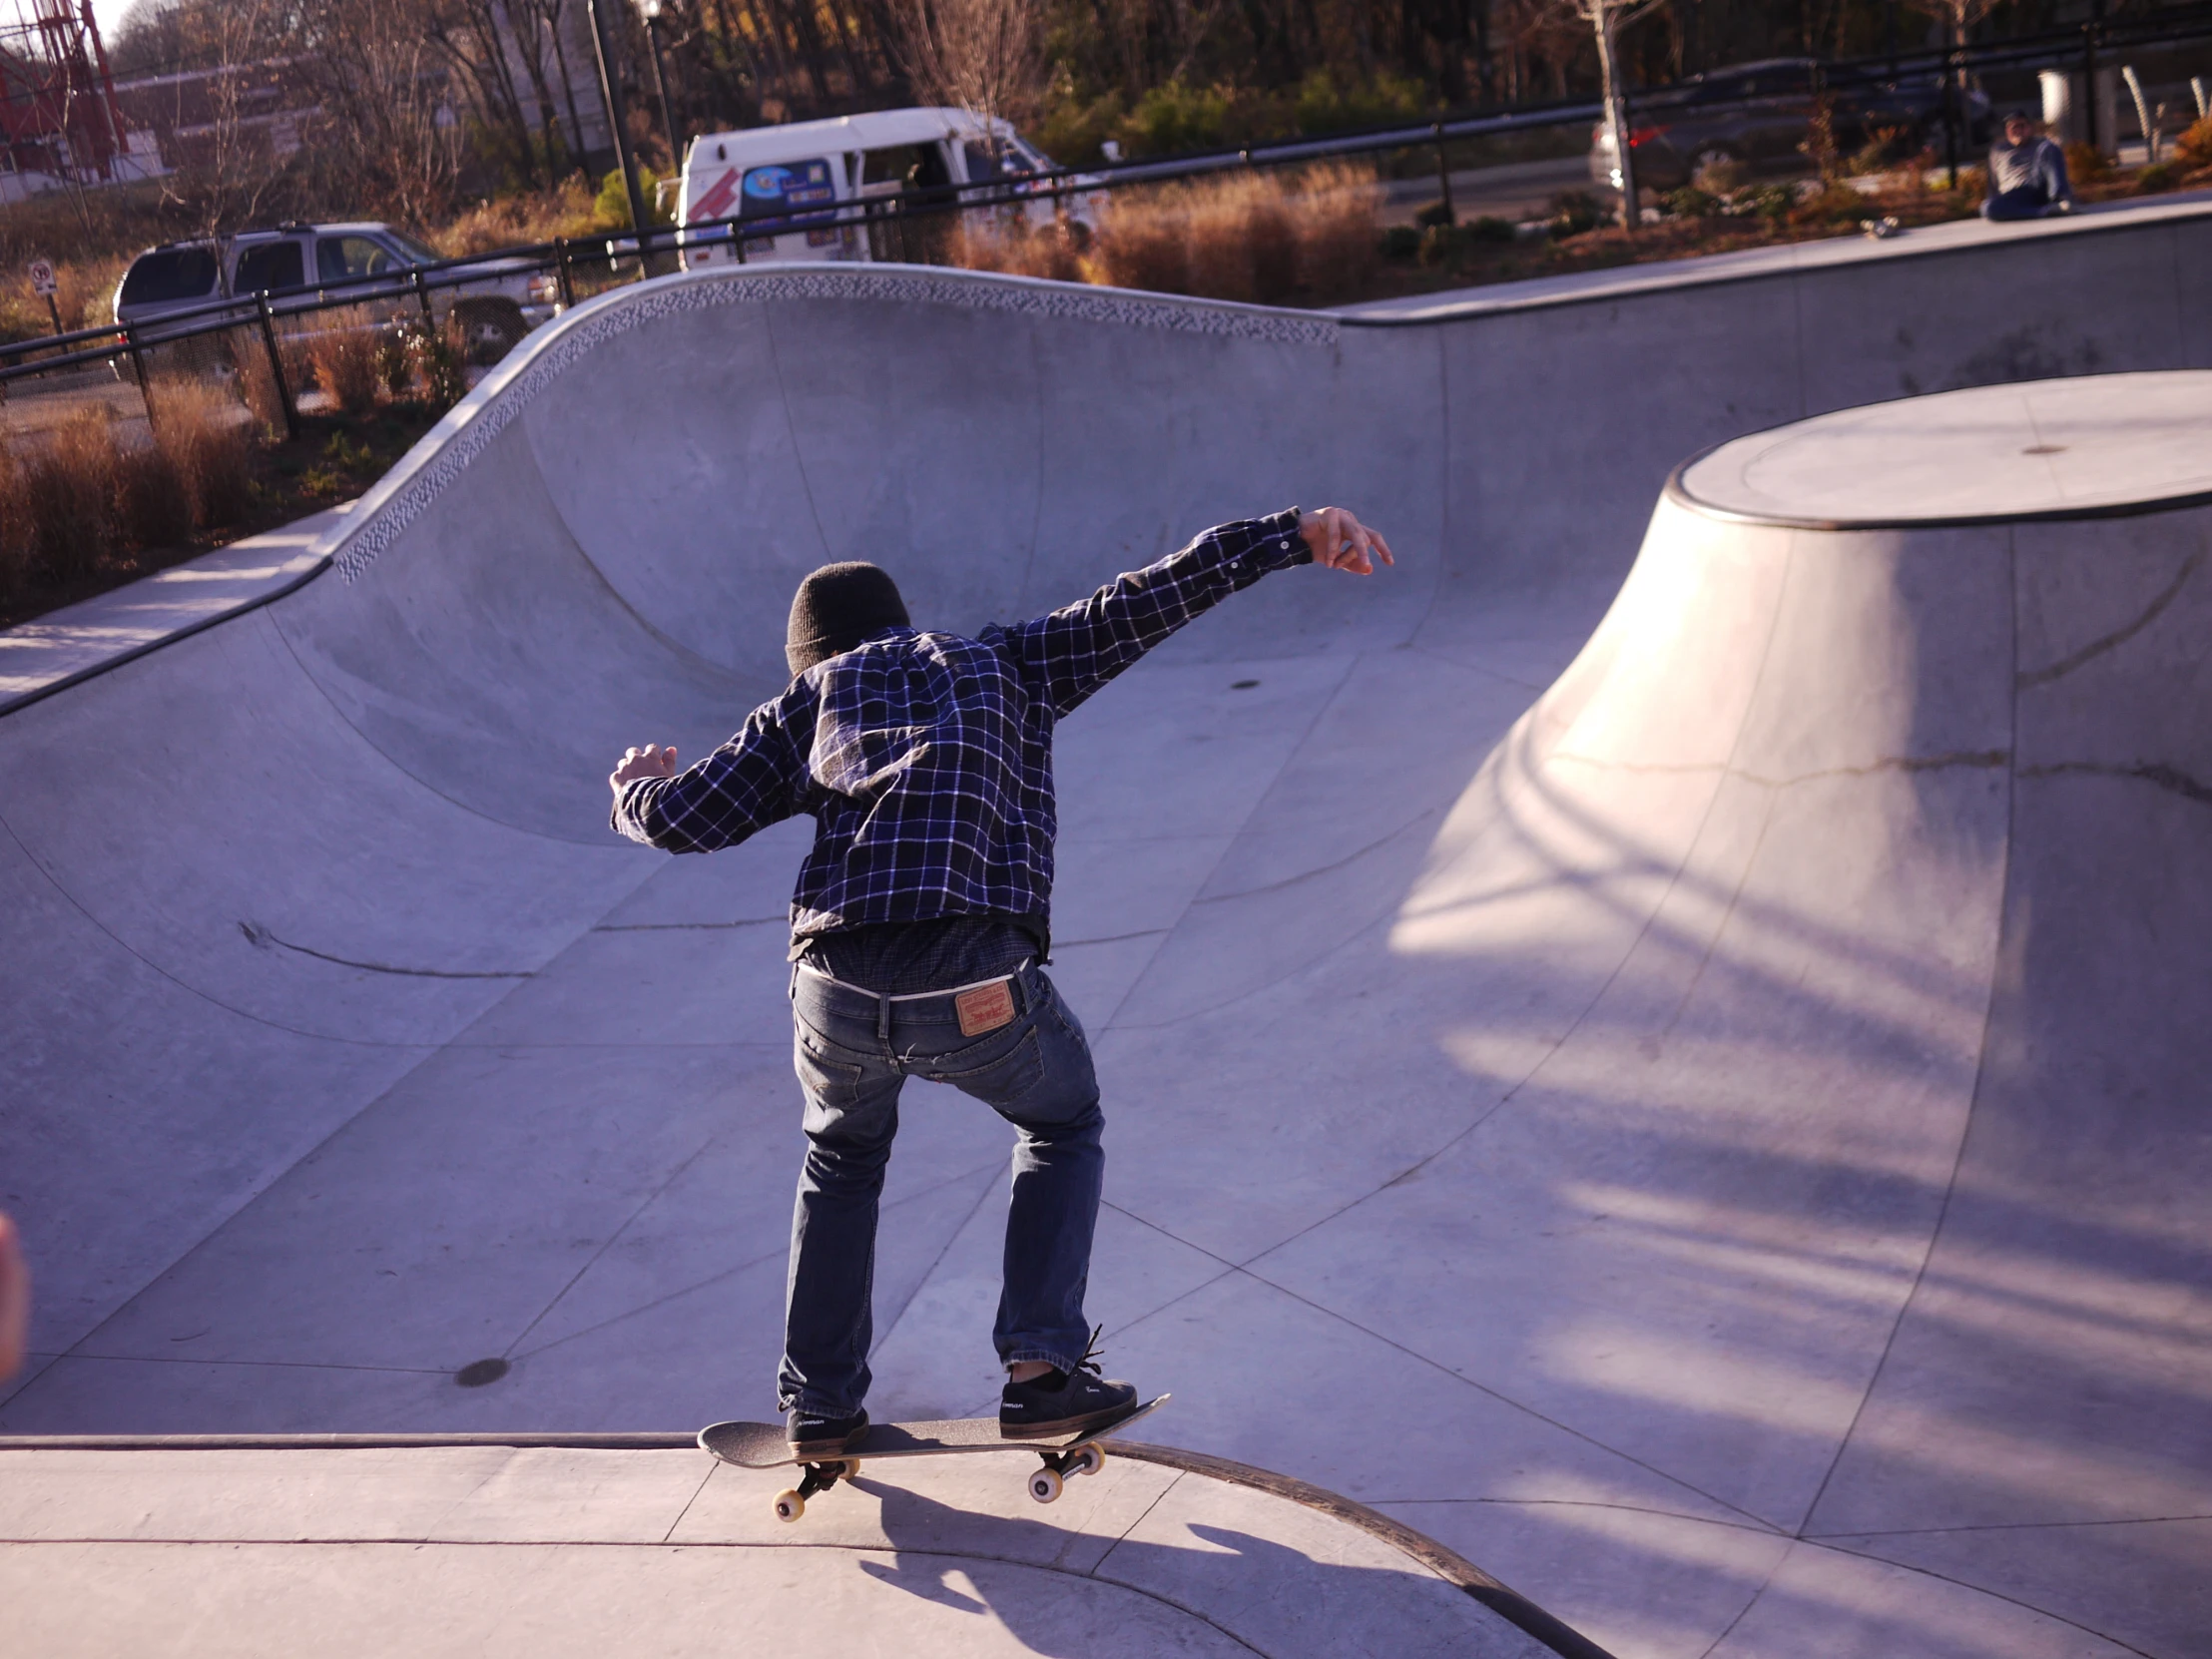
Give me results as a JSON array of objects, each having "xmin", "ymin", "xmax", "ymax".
[{"xmin": 698, "ymin": 1393, "xmax": 1169, "ymax": 1522}]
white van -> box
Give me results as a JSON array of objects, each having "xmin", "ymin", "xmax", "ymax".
[{"xmin": 676, "ymin": 107, "xmax": 1091, "ymax": 269}]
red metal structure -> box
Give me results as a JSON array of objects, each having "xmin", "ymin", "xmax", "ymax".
[{"xmin": 1, "ymin": 0, "xmax": 126, "ymax": 183}]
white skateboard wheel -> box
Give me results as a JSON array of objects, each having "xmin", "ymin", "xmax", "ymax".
[
  {"xmin": 1028, "ymin": 1467, "xmax": 1064, "ymax": 1504},
  {"xmin": 774, "ymin": 1488, "xmax": 806, "ymax": 1522}
]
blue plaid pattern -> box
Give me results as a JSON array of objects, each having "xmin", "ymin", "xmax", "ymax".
[{"xmin": 613, "ymin": 510, "xmax": 1310, "ymax": 942}]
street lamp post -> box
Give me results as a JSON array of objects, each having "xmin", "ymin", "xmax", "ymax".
[
  {"xmin": 642, "ymin": 0, "xmax": 681, "ymax": 173},
  {"xmin": 584, "ymin": 0, "xmax": 656, "ymax": 269}
]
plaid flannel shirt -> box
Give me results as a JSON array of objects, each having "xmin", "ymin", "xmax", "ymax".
[{"xmin": 612, "ymin": 510, "xmax": 1311, "ymax": 947}]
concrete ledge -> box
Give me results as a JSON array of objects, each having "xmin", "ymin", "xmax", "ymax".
[
  {"xmin": 0, "ymin": 1436, "xmax": 1609, "ymax": 1658},
  {"xmin": 0, "ymin": 504, "xmax": 348, "ymax": 717},
  {"xmin": 1339, "ymin": 188, "xmax": 2212, "ymax": 322}
]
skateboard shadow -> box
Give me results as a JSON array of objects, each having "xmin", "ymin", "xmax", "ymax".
[{"xmin": 850, "ymin": 1478, "xmax": 1496, "ymax": 1657}]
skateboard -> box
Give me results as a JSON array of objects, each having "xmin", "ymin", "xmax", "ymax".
[{"xmin": 699, "ymin": 1393, "xmax": 1170, "ymax": 1522}]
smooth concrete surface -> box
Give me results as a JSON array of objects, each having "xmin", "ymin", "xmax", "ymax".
[
  {"xmin": 0, "ymin": 1442, "xmax": 1556, "ymax": 1658},
  {"xmin": 1677, "ymin": 371, "xmax": 2212, "ymax": 523},
  {"xmin": 3, "ymin": 228, "xmax": 2210, "ymax": 1659}
]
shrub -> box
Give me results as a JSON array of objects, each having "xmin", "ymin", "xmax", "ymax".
[
  {"xmin": 2064, "ymin": 142, "xmax": 2109, "ymax": 184},
  {"xmin": 1292, "ymin": 68, "xmax": 1425, "ymax": 137},
  {"xmin": 951, "ymin": 216, "xmax": 1089, "ymax": 283},
  {"xmin": 18, "ymin": 408, "xmax": 121, "ymax": 582},
  {"xmin": 0, "ymin": 441, "xmax": 32, "ymax": 600},
  {"xmin": 2177, "ymin": 115, "xmax": 2212, "ymax": 173},
  {"xmin": 1036, "ymin": 87, "xmax": 1126, "ymax": 168},
  {"xmin": 1117, "ymin": 81, "xmax": 1240, "ymax": 158},
  {"xmin": 434, "ymin": 179, "xmax": 597, "ymax": 257},
  {"xmin": 1692, "ymin": 156, "xmax": 1748, "ymax": 195},
  {"xmin": 233, "ymin": 339, "xmax": 293, "ymax": 438},
  {"xmin": 1089, "ymin": 201, "xmax": 1191, "ymax": 293},
  {"xmin": 1306, "ymin": 168, "xmax": 1381, "ymax": 297},
  {"xmin": 956, "ymin": 164, "xmax": 1376, "ymax": 305},
  {"xmin": 408, "ymin": 319, "xmax": 469, "ymax": 411},
  {"xmin": 1849, "ymin": 123, "xmax": 1914, "ymax": 175},
  {"xmin": 148, "ymin": 379, "xmax": 254, "ymax": 530},
  {"xmin": 1380, "ymin": 224, "xmax": 1421, "ymax": 261},
  {"xmin": 2134, "ymin": 160, "xmax": 2181, "ymax": 194},
  {"xmin": 1663, "ymin": 186, "xmax": 1722, "ymax": 219},
  {"xmin": 116, "ymin": 436, "xmax": 192, "ymax": 550},
  {"xmin": 1467, "ymin": 215, "xmax": 1516, "ymax": 245},
  {"xmin": 592, "ymin": 165, "xmax": 675, "ymax": 231},
  {"xmin": 1790, "ymin": 182, "xmax": 1869, "ymax": 229},
  {"xmin": 1413, "ymin": 200, "xmax": 1455, "ymax": 229},
  {"xmin": 305, "ymin": 313, "xmax": 384, "ymax": 415},
  {"xmin": 1550, "ymin": 190, "xmax": 1605, "ymax": 237}
]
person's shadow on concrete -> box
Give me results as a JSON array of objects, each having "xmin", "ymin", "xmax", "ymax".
[{"xmin": 848, "ymin": 1475, "xmax": 1531, "ymax": 1658}]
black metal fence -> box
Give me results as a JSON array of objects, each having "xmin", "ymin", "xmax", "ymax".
[{"xmin": 5, "ymin": 5, "xmax": 2208, "ymax": 405}]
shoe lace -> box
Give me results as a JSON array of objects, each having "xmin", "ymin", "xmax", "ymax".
[{"xmin": 1069, "ymin": 1325, "xmax": 1106, "ymax": 1382}]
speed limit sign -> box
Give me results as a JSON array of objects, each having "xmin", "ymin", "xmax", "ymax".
[{"xmin": 28, "ymin": 259, "xmax": 56, "ymax": 295}]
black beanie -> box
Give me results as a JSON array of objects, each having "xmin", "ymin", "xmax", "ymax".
[{"xmin": 786, "ymin": 562, "xmax": 910, "ymax": 675}]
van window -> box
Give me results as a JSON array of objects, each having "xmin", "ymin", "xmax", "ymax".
[
  {"xmin": 962, "ymin": 139, "xmax": 1017, "ymax": 183},
  {"xmin": 859, "ymin": 143, "xmax": 950, "ymax": 193},
  {"xmin": 118, "ymin": 248, "xmax": 218, "ymax": 305},
  {"xmin": 741, "ymin": 158, "xmax": 838, "ymax": 222},
  {"xmin": 235, "ymin": 240, "xmax": 306, "ymax": 293}
]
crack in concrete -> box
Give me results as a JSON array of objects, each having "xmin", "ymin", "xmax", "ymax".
[
  {"xmin": 239, "ymin": 920, "xmax": 533, "ymax": 979},
  {"xmin": 2019, "ymin": 759, "xmax": 2212, "ymax": 807},
  {"xmin": 2017, "ymin": 550, "xmax": 2204, "ymax": 689},
  {"xmin": 1548, "ymin": 750, "xmax": 2012, "ymax": 789}
]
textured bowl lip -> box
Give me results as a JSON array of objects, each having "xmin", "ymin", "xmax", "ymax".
[
  {"xmin": 1666, "ymin": 371, "xmax": 2212, "ymax": 532},
  {"xmin": 1665, "ymin": 454, "xmax": 2212, "ymax": 532},
  {"xmin": 0, "ymin": 1429, "xmax": 1617, "ymax": 1659}
]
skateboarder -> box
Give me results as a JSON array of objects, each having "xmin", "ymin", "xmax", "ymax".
[{"xmin": 610, "ymin": 506, "xmax": 1392, "ymax": 1457}]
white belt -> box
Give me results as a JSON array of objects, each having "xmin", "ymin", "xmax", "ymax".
[
  {"xmin": 795, "ymin": 957, "xmax": 1032, "ymax": 1040},
  {"xmin": 795, "ymin": 959, "xmax": 1031, "ymax": 1001}
]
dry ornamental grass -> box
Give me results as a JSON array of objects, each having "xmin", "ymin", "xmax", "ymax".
[
  {"xmin": 0, "ymin": 381, "xmax": 256, "ymax": 610},
  {"xmin": 952, "ymin": 164, "xmax": 1380, "ymax": 306},
  {"xmin": 304, "ymin": 313, "xmax": 386, "ymax": 416}
]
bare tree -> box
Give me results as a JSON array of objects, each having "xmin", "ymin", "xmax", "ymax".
[
  {"xmin": 894, "ymin": 0, "xmax": 1048, "ymax": 144},
  {"xmin": 304, "ymin": 0, "xmax": 466, "ymax": 224},
  {"xmin": 1902, "ymin": 0, "xmax": 2009, "ymax": 178},
  {"xmin": 159, "ymin": 0, "xmax": 286, "ymax": 239},
  {"xmin": 1556, "ymin": 0, "xmax": 1667, "ymax": 227}
]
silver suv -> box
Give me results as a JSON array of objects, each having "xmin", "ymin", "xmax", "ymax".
[{"xmin": 114, "ymin": 221, "xmax": 560, "ymax": 361}]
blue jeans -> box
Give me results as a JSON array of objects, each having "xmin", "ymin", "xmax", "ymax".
[
  {"xmin": 1982, "ymin": 184, "xmax": 2056, "ymax": 221},
  {"xmin": 778, "ymin": 960, "xmax": 1104, "ymax": 1416}
]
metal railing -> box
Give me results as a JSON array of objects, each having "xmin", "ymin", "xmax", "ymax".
[{"xmin": 5, "ymin": 6, "xmax": 2208, "ymax": 397}]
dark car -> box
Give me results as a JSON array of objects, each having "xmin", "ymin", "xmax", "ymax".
[{"xmin": 1590, "ymin": 58, "xmax": 1994, "ymax": 195}]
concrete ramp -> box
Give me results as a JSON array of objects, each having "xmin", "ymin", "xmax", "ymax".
[{"xmin": 4, "ymin": 230, "xmax": 2211, "ymax": 1658}]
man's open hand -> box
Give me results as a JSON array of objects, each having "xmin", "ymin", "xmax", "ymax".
[
  {"xmin": 1299, "ymin": 507, "xmax": 1394, "ymax": 575},
  {"xmin": 610, "ymin": 744, "xmax": 679, "ymax": 793}
]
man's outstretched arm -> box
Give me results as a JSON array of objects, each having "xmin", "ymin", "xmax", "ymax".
[
  {"xmin": 609, "ymin": 695, "xmax": 811, "ymax": 853},
  {"xmin": 1004, "ymin": 506, "xmax": 1393, "ymax": 718}
]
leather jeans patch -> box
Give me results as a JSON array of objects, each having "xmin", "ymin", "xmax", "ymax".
[{"xmin": 955, "ymin": 979, "xmax": 1017, "ymax": 1037}]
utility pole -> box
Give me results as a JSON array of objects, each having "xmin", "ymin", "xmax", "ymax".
[
  {"xmin": 642, "ymin": 0, "xmax": 681, "ymax": 172},
  {"xmin": 585, "ymin": 0, "xmax": 656, "ymax": 270}
]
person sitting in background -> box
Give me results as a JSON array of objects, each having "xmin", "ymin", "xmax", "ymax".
[{"xmin": 1984, "ymin": 112, "xmax": 2074, "ymax": 221}]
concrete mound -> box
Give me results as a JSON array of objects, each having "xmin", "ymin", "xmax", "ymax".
[{"xmin": 4, "ymin": 237, "xmax": 2210, "ymax": 1657}]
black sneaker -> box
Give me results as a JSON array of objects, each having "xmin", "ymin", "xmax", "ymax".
[
  {"xmin": 1000, "ymin": 1331, "xmax": 1138, "ymax": 1440},
  {"xmin": 786, "ymin": 1405, "xmax": 869, "ymax": 1459}
]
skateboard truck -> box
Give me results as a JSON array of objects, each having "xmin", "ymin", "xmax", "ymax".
[
  {"xmin": 703, "ymin": 1394, "xmax": 1168, "ymax": 1523},
  {"xmin": 773, "ymin": 1437, "xmax": 1111, "ymax": 1522}
]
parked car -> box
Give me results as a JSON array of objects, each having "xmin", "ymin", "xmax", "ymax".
[
  {"xmin": 1589, "ymin": 59, "xmax": 1993, "ymax": 194},
  {"xmin": 113, "ymin": 221, "xmax": 561, "ymax": 361},
  {"xmin": 676, "ymin": 106, "xmax": 1097, "ymax": 270}
]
